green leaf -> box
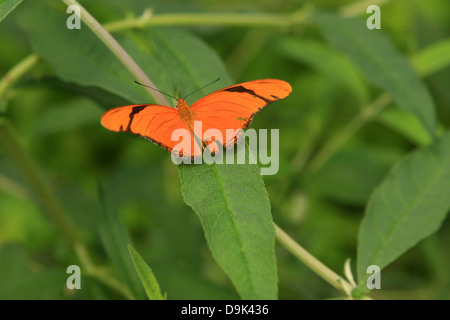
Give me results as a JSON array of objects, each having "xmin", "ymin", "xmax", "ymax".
[
  {"xmin": 314, "ymin": 12, "xmax": 437, "ymax": 137},
  {"xmin": 32, "ymin": 97, "xmax": 103, "ymax": 136},
  {"xmin": 128, "ymin": 245, "xmax": 165, "ymax": 300},
  {"xmin": 0, "ymin": 0, "xmax": 23, "ymax": 22},
  {"xmin": 179, "ymin": 162, "xmax": 277, "ymax": 300},
  {"xmin": 97, "ymin": 184, "xmax": 144, "ymax": 299},
  {"xmin": 357, "ymin": 131, "xmax": 450, "ymax": 282},
  {"xmin": 377, "ymin": 107, "xmax": 432, "ymax": 146},
  {"xmin": 17, "ymin": 0, "xmax": 170, "ymax": 104},
  {"xmin": 411, "ymin": 39, "xmax": 450, "ymax": 77},
  {"xmin": 275, "ymin": 37, "xmax": 368, "ymax": 103},
  {"xmin": 377, "ymin": 40, "xmax": 450, "ymax": 146}
]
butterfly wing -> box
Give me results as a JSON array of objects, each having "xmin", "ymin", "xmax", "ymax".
[
  {"xmin": 101, "ymin": 104, "xmax": 199, "ymax": 156},
  {"xmin": 190, "ymin": 79, "xmax": 292, "ymax": 149},
  {"xmin": 101, "ymin": 79, "xmax": 291, "ymax": 156}
]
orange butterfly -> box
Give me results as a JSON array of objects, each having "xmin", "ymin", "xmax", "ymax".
[{"xmin": 101, "ymin": 79, "xmax": 292, "ymax": 158}]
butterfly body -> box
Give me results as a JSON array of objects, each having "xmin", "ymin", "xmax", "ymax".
[
  {"xmin": 176, "ymin": 99, "xmax": 196, "ymax": 125},
  {"xmin": 101, "ymin": 79, "xmax": 292, "ymax": 157}
]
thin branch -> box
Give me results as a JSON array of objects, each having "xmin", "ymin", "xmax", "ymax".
[
  {"xmin": 273, "ymin": 222, "xmax": 355, "ymax": 296},
  {"xmin": 62, "ymin": 0, "xmax": 168, "ymax": 105},
  {"xmin": 74, "ymin": 243, "xmax": 134, "ymax": 300},
  {"xmin": 0, "ymin": 54, "xmax": 39, "ymax": 100},
  {"xmin": 104, "ymin": 8, "xmax": 313, "ymax": 32},
  {"xmin": 306, "ymin": 93, "xmax": 392, "ymax": 174},
  {"xmin": 0, "ymin": 123, "xmax": 78, "ymax": 244}
]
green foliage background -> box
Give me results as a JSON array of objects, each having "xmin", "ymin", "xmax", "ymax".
[{"xmin": 0, "ymin": 0, "xmax": 450, "ymax": 299}]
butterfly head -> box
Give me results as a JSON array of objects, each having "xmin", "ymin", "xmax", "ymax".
[{"xmin": 176, "ymin": 99, "xmax": 188, "ymax": 108}]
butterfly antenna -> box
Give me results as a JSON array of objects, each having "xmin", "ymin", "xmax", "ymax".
[
  {"xmin": 182, "ymin": 77, "xmax": 221, "ymax": 100},
  {"xmin": 134, "ymin": 81, "xmax": 178, "ymax": 101}
]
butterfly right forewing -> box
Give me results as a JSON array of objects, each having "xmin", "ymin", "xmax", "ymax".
[{"xmin": 190, "ymin": 79, "xmax": 292, "ymax": 149}]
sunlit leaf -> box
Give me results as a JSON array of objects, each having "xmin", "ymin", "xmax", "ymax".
[{"xmin": 357, "ymin": 131, "xmax": 450, "ymax": 281}]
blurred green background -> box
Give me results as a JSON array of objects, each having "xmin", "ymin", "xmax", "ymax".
[{"xmin": 0, "ymin": 0, "xmax": 449, "ymax": 299}]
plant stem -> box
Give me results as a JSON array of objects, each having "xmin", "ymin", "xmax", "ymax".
[
  {"xmin": 0, "ymin": 123, "xmax": 78, "ymax": 244},
  {"xmin": 0, "ymin": 173, "xmax": 30, "ymax": 201},
  {"xmin": 274, "ymin": 222, "xmax": 372, "ymax": 299},
  {"xmin": 0, "ymin": 54, "xmax": 39, "ymax": 100},
  {"xmin": 62, "ymin": 0, "xmax": 168, "ymax": 105},
  {"xmin": 273, "ymin": 223, "xmax": 354, "ymax": 295},
  {"xmin": 225, "ymin": 29, "xmax": 271, "ymax": 79},
  {"xmin": 306, "ymin": 93, "xmax": 392, "ymax": 174},
  {"xmin": 102, "ymin": 0, "xmax": 392, "ymax": 34},
  {"xmin": 104, "ymin": 9, "xmax": 313, "ymax": 32},
  {"xmin": 74, "ymin": 243, "xmax": 135, "ymax": 299}
]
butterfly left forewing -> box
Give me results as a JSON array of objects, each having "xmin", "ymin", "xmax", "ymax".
[{"xmin": 101, "ymin": 104, "xmax": 199, "ymax": 156}]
